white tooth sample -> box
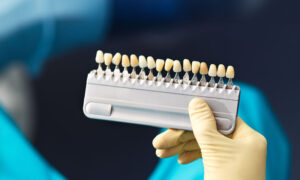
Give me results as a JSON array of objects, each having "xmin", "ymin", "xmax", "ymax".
[
  {"xmin": 226, "ymin": 65, "xmax": 235, "ymax": 88},
  {"xmin": 130, "ymin": 54, "xmax": 139, "ymax": 67},
  {"xmin": 104, "ymin": 53, "xmax": 113, "ymax": 66},
  {"xmin": 138, "ymin": 55, "xmax": 147, "ymax": 79},
  {"xmin": 192, "ymin": 61, "xmax": 200, "ymax": 74},
  {"xmin": 121, "ymin": 54, "xmax": 130, "ymax": 67},
  {"xmin": 104, "ymin": 53, "xmax": 113, "ymax": 75},
  {"xmin": 226, "ymin": 65, "xmax": 235, "ymax": 79},
  {"xmin": 208, "ymin": 64, "xmax": 217, "ymax": 86},
  {"xmin": 130, "ymin": 54, "xmax": 139, "ymax": 78},
  {"xmin": 139, "ymin": 55, "xmax": 147, "ymax": 68},
  {"xmin": 112, "ymin": 52, "xmax": 122, "ymax": 77},
  {"xmin": 173, "ymin": 60, "xmax": 182, "ymax": 83},
  {"xmin": 208, "ymin": 64, "xmax": 217, "ymax": 77},
  {"xmin": 182, "ymin": 59, "xmax": 191, "ymax": 84},
  {"xmin": 147, "ymin": 56, "xmax": 156, "ymax": 69},
  {"xmin": 147, "ymin": 56, "xmax": 156, "ymax": 80},
  {"xmin": 191, "ymin": 61, "xmax": 200, "ymax": 84},
  {"xmin": 112, "ymin": 52, "xmax": 121, "ymax": 65},
  {"xmin": 217, "ymin": 64, "xmax": 226, "ymax": 86},
  {"xmin": 156, "ymin": 59, "xmax": 164, "ymax": 72},
  {"xmin": 156, "ymin": 59, "xmax": 165, "ymax": 81},
  {"xmin": 121, "ymin": 54, "xmax": 130, "ymax": 78},
  {"xmin": 200, "ymin": 62, "xmax": 208, "ymax": 75},
  {"xmin": 199, "ymin": 62, "xmax": 208, "ymax": 85},
  {"xmin": 95, "ymin": 50, "xmax": 104, "ymax": 74},
  {"xmin": 164, "ymin": 58, "xmax": 174, "ymax": 71},
  {"xmin": 164, "ymin": 58, "xmax": 174, "ymax": 82},
  {"xmin": 183, "ymin": 59, "xmax": 192, "ymax": 72},
  {"xmin": 95, "ymin": 50, "xmax": 104, "ymax": 63},
  {"xmin": 173, "ymin": 60, "xmax": 182, "ymax": 72},
  {"xmin": 217, "ymin": 64, "xmax": 226, "ymax": 77}
]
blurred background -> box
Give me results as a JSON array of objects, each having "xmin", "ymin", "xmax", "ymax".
[{"xmin": 0, "ymin": 0, "xmax": 299, "ymax": 179}]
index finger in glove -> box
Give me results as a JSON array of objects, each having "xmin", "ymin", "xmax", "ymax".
[{"xmin": 153, "ymin": 129, "xmax": 195, "ymax": 149}]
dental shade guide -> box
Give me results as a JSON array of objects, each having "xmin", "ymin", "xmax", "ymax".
[{"xmin": 84, "ymin": 50, "xmax": 241, "ymax": 135}]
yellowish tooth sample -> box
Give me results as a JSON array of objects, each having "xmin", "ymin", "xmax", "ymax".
[
  {"xmin": 95, "ymin": 50, "xmax": 104, "ymax": 63},
  {"xmin": 226, "ymin": 66, "xmax": 235, "ymax": 79},
  {"xmin": 147, "ymin": 56, "xmax": 156, "ymax": 69},
  {"xmin": 121, "ymin": 54, "xmax": 130, "ymax": 78},
  {"xmin": 192, "ymin": 61, "xmax": 200, "ymax": 74},
  {"xmin": 183, "ymin": 59, "xmax": 192, "ymax": 72},
  {"xmin": 147, "ymin": 56, "xmax": 156, "ymax": 80},
  {"xmin": 164, "ymin": 58, "xmax": 174, "ymax": 71},
  {"xmin": 156, "ymin": 59, "xmax": 165, "ymax": 72},
  {"xmin": 139, "ymin": 55, "xmax": 147, "ymax": 68},
  {"xmin": 121, "ymin": 55, "xmax": 130, "ymax": 67},
  {"xmin": 130, "ymin": 54, "xmax": 139, "ymax": 67},
  {"xmin": 104, "ymin": 53, "xmax": 113, "ymax": 66},
  {"xmin": 173, "ymin": 60, "xmax": 182, "ymax": 73},
  {"xmin": 112, "ymin": 52, "xmax": 121, "ymax": 65},
  {"xmin": 217, "ymin": 64, "xmax": 226, "ymax": 86},
  {"xmin": 182, "ymin": 59, "xmax": 191, "ymax": 83},
  {"xmin": 217, "ymin": 64, "xmax": 226, "ymax": 77},
  {"xmin": 200, "ymin": 62, "xmax": 208, "ymax": 75},
  {"xmin": 208, "ymin": 64, "xmax": 217, "ymax": 77},
  {"xmin": 190, "ymin": 61, "xmax": 200, "ymax": 84}
]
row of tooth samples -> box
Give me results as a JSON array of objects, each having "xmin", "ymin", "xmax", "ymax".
[{"xmin": 95, "ymin": 50, "xmax": 235, "ymax": 87}]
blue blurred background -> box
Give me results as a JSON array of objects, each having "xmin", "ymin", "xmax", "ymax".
[{"xmin": 0, "ymin": 0, "xmax": 299, "ymax": 179}]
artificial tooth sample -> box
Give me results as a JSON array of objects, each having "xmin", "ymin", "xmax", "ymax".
[
  {"xmin": 95, "ymin": 50, "xmax": 104, "ymax": 74},
  {"xmin": 130, "ymin": 54, "xmax": 139, "ymax": 78},
  {"xmin": 208, "ymin": 64, "xmax": 217, "ymax": 86},
  {"xmin": 147, "ymin": 56, "xmax": 156, "ymax": 80},
  {"xmin": 199, "ymin": 62, "xmax": 208, "ymax": 85},
  {"xmin": 122, "ymin": 54, "xmax": 130, "ymax": 78},
  {"xmin": 173, "ymin": 60, "xmax": 182, "ymax": 83},
  {"xmin": 226, "ymin": 65, "xmax": 235, "ymax": 88},
  {"xmin": 156, "ymin": 59, "xmax": 165, "ymax": 81},
  {"xmin": 191, "ymin": 61, "xmax": 200, "ymax": 85},
  {"xmin": 164, "ymin": 58, "xmax": 174, "ymax": 82},
  {"xmin": 138, "ymin": 55, "xmax": 147, "ymax": 80},
  {"xmin": 217, "ymin": 64, "xmax": 226, "ymax": 87},
  {"xmin": 183, "ymin": 59, "xmax": 191, "ymax": 84},
  {"xmin": 104, "ymin": 53, "xmax": 113, "ymax": 75},
  {"xmin": 112, "ymin": 52, "xmax": 121, "ymax": 77}
]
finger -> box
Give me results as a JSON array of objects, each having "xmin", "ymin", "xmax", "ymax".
[
  {"xmin": 179, "ymin": 131, "xmax": 195, "ymax": 143},
  {"xmin": 178, "ymin": 150, "xmax": 202, "ymax": 164},
  {"xmin": 183, "ymin": 140, "xmax": 199, "ymax": 151},
  {"xmin": 153, "ymin": 129, "xmax": 185, "ymax": 149},
  {"xmin": 188, "ymin": 98, "xmax": 222, "ymax": 145},
  {"xmin": 156, "ymin": 143, "xmax": 185, "ymax": 158},
  {"xmin": 155, "ymin": 140, "xmax": 199, "ymax": 158}
]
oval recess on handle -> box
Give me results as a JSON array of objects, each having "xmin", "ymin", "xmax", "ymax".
[
  {"xmin": 215, "ymin": 117, "xmax": 232, "ymax": 130},
  {"xmin": 86, "ymin": 102, "xmax": 112, "ymax": 116}
]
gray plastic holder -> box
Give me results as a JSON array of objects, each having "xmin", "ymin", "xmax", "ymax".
[{"xmin": 83, "ymin": 71, "xmax": 241, "ymax": 135}]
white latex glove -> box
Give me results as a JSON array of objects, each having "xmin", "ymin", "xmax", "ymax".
[{"xmin": 153, "ymin": 98, "xmax": 267, "ymax": 180}]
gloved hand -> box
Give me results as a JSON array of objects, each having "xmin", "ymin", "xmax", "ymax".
[{"xmin": 153, "ymin": 98, "xmax": 267, "ymax": 180}]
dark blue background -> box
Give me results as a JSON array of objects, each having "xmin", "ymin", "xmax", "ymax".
[{"xmin": 33, "ymin": 0, "xmax": 300, "ymax": 179}]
